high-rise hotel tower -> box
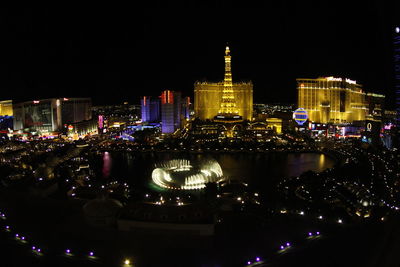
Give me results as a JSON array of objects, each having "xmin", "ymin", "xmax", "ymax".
[
  {"xmin": 297, "ymin": 77, "xmax": 368, "ymax": 124},
  {"xmin": 194, "ymin": 46, "xmax": 253, "ymax": 121},
  {"xmin": 161, "ymin": 90, "xmax": 182, "ymax": 134}
]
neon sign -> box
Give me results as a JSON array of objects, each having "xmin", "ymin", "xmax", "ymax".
[{"xmin": 293, "ymin": 108, "xmax": 308, "ymax": 125}]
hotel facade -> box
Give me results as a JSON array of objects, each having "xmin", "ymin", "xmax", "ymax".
[
  {"xmin": 297, "ymin": 77, "xmax": 377, "ymax": 124},
  {"xmin": 194, "ymin": 46, "xmax": 253, "ymax": 121}
]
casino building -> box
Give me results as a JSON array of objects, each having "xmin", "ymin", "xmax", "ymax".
[
  {"xmin": 0, "ymin": 100, "xmax": 13, "ymax": 130},
  {"xmin": 141, "ymin": 96, "xmax": 160, "ymax": 123},
  {"xmin": 297, "ymin": 77, "xmax": 384, "ymax": 124},
  {"xmin": 13, "ymin": 98, "xmax": 92, "ymax": 136},
  {"xmin": 161, "ymin": 90, "xmax": 182, "ymax": 134},
  {"xmin": 194, "ymin": 46, "xmax": 253, "ymax": 121}
]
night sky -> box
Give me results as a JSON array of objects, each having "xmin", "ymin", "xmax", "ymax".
[{"xmin": 1, "ymin": 3, "xmax": 399, "ymax": 107}]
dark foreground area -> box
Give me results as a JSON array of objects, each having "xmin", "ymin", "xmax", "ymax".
[{"xmin": 1, "ymin": 189, "xmax": 400, "ymax": 267}]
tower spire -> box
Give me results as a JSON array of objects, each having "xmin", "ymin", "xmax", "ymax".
[{"xmin": 219, "ymin": 44, "xmax": 238, "ymax": 114}]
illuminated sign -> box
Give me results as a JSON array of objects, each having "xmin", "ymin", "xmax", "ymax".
[
  {"xmin": 326, "ymin": 77, "xmax": 342, "ymax": 82},
  {"xmin": 384, "ymin": 123, "xmax": 393, "ymax": 130},
  {"xmin": 366, "ymin": 122, "xmax": 372, "ymax": 131},
  {"xmin": 345, "ymin": 78, "xmax": 356, "ymax": 84},
  {"xmin": 98, "ymin": 115, "xmax": 104, "ymax": 129},
  {"xmin": 293, "ymin": 108, "xmax": 308, "ymax": 125},
  {"xmin": 33, "ymin": 100, "xmax": 40, "ymax": 104}
]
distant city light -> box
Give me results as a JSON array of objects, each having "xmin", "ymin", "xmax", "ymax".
[{"xmin": 396, "ymin": 27, "xmax": 400, "ymax": 33}]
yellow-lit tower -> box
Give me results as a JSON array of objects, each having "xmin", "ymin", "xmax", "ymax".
[
  {"xmin": 218, "ymin": 45, "xmax": 239, "ymax": 115},
  {"xmin": 194, "ymin": 45, "xmax": 253, "ymax": 121}
]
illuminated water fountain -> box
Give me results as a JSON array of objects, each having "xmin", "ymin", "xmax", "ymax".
[{"xmin": 151, "ymin": 159, "xmax": 224, "ymax": 190}]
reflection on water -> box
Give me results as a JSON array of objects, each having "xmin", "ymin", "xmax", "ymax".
[
  {"xmin": 98, "ymin": 152, "xmax": 335, "ymax": 186},
  {"xmin": 102, "ymin": 151, "xmax": 112, "ymax": 178},
  {"xmin": 319, "ymin": 153, "xmax": 325, "ymax": 168},
  {"xmin": 215, "ymin": 152, "xmax": 335, "ymax": 183}
]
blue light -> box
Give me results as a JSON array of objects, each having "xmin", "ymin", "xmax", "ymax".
[{"xmin": 293, "ymin": 108, "xmax": 308, "ymax": 125}]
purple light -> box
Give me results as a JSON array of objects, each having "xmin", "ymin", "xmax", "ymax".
[
  {"xmin": 21, "ymin": 236, "xmax": 25, "ymax": 240},
  {"xmin": 5, "ymin": 225, "xmax": 9, "ymax": 229},
  {"xmin": 286, "ymin": 242, "xmax": 290, "ymax": 247},
  {"xmin": 37, "ymin": 248, "xmax": 41, "ymax": 253},
  {"xmin": 102, "ymin": 152, "xmax": 112, "ymax": 178},
  {"xmin": 308, "ymin": 232, "xmax": 312, "ymax": 236},
  {"xmin": 66, "ymin": 249, "xmax": 71, "ymax": 254},
  {"xmin": 256, "ymin": 257, "xmax": 260, "ymax": 261},
  {"xmin": 316, "ymin": 231, "xmax": 320, "ymax": 235},
  {"xmin": 15, "ymin": 234, "xmax": 19, "ymax": 237},
  {"xmin": 247, "ymin": 261, "xmax": 251, "ymax": 265},
  {"xmin": 280, "ymin": 245, "xmax": 284, "ymax": 250},
  {"xmin": 32, "ymin": 246, "xmax": 36, "ymax": 250},
  {"xmin": 89, "ymin": 252, "xmax": 94, "ymax": 256}
]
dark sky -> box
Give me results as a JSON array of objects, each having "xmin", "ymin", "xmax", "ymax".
[{"xmin": 0, "ymin": 2, "xmax": 399, "ymax": 107}]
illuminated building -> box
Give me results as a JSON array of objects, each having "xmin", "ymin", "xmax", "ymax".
[
  {"xmin": 365, "ymin": 93, "xmax": 385, "ymax": 121},
  {"xmin": 13, "ymin": 99, "xmax": 61, "ymax": 133},
  {"xmin": 266, "ymin": 118, "xmax": 282, "ymax": 134},
  {"xmin": 60, "ymin": 98, "xmax": 92, "ymax": 124},
  {"xmin": 194, "ymin": 46, "xmax": 253, "ymax": 121},
  {"xmin": 141, "ymin": 96, "xmax": 160, "ymax": 123},
  {"xmin": 0, "ymin": 100, "xmax": 13, "ymax": 116},
  {"xmin": 13, "ymin": 98, "xmax": 92, "ymax": 135},
  {"xmin": 0, "ymin": 100, "xmax": 13, "ymax": 130},
  {"xmin": 182, "ymin": 96, "xmax": 191, "ymax": 120},
  {"xmin": 161, "ymin": 90, "xmax": 181, "ymax": 134},
  {"xmin": 394, "ymin": 26, "xmax": 400, "ymax": 126},
  {"xmin": 65, "ymin": 119, "xmax": 98, "ymax": 139},
  {"xmin": 297, "ymin": 77, "xmax": 368, "ymax": 124},
  {"xmin": 245, "ymin": 118, "xmax": 282, "ymax": 140}
]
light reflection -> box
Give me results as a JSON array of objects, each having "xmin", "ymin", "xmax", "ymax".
[
  {"xmin": 319, "ymin": 154, "xmax": 325, "ymax": 169},
  {"xmin": 102, "ymin": 152, "xmax": 112, "ymax": 178}
]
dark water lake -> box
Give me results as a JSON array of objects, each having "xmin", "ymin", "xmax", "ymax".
[{"xmin": 94, "ymin": 151, "xmax": 335, "ymax": 197}]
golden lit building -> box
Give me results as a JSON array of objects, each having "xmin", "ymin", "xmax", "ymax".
[
  {"xmin": 194, "ymin": 46, "xmax": 253, "ymax": 121},
  {"xmin": 266, "ymin": 118, "xmax": 282, "ymax": 134},
  {"xmin": 0, "ymin": 100, "xmax": 13, "ymax": 116},
  {"xmin": 297, "ymin": 77, "xmax": 368, "ymax": 124}
]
